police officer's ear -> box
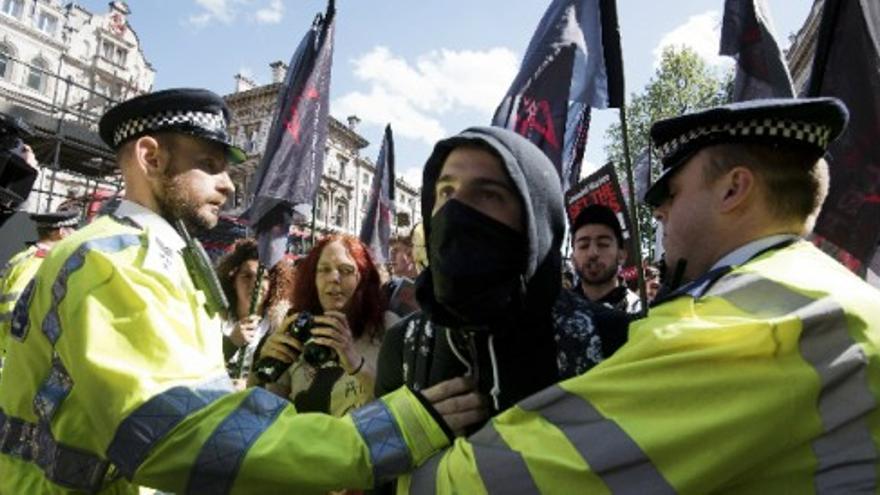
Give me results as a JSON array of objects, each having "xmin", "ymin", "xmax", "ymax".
[
  {"xmin": 130, "ymin": 135, "xmax": 169, "ymax": 179},
  {"xmin": 716, "ymin": 165, "xmax": 755, "ymax": 214}
]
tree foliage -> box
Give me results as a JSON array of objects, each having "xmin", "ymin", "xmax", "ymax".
[{"xmin": 604, "ymin": 46, "xmax": 733, "ymax": 260}]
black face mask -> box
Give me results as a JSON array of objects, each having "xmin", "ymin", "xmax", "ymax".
[{"xmin": 428, "ymin": 199, "xmax": 527, "ymax": 327}]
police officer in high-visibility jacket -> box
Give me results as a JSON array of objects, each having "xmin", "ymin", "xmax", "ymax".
[
  {"xmin": 387, "ymin": 97, "xmax": 880, "ymax": 493},
  {"xmin": 0, "ymin": 210, "xmax": 77, "ymax": 369},
  {"xmin": 0, "ymin": 89, "xmax": 480, "ymax": 494}
]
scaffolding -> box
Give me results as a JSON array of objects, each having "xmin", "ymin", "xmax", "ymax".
[{"xmin": 0, "ymin": 53, "xmax": 123, "ymax": 214}]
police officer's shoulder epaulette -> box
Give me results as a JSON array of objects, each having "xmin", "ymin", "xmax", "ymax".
[{"xmin": 1, "ymin": 245, "xmax": 39, "ymax": 277}]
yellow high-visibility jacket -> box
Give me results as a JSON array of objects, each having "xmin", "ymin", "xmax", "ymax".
[
  {"xmin": 0, "ymin": 202, "xmax": 450, "ymax": 494},
  {"xmin": 0, "ymin": 244, "xmax": 48, "ymax": 362},
  {"xmin": 398, "ymin": 240, "xmax": 880, "ymax": 494}
]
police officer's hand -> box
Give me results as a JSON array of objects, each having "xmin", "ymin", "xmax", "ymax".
[
  {"xmin": 310, "ymin": 311, "xmax": 362, "ymax": 374},
  {"xmin": 422, "ymin": 377, "xmax": 489, "ymax": 437},
  {"xmin": 229, "ymin": 314, "xmax": 260, "ymax": 348},
  {"xmin": 259, "ymin": 314, "xmax": 304, "ymax": 363}
]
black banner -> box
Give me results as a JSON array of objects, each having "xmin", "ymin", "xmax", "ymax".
[
  {"xmin": 246, "ymin": 1, "xmax": 336, "ymax": 267},
  {"xmin": 808, "ymin": 0, "xmax": 880, "ymax": 273}
]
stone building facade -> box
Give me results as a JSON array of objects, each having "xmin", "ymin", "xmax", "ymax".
[
  {"xmin": 224, "ymin": 63, "xmax": 422, "ymax": 251},
  {"xmin": 0, "ymin": 0, "xmax": 154, "ymax": 212}
]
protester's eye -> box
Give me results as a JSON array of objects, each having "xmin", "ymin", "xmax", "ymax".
[
  {"xmin": 480, "ymin": 188, "xmax": 505, "ymax": 202},
  {"xmin": 339, "ymin": 266, "xmax": 356, "ymax": 277},
  {"xmin": 436, "ymin": 185, "xmax": 454, "ymax": 200}
]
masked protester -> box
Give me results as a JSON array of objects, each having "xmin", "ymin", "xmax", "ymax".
[{"xmin": 375, "ymin": 127, "xmax": 564, "ymax": 420}]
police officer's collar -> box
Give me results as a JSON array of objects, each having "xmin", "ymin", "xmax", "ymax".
[
  {"xmin": 652, "ymin": 234, "xmax": 798, "ymax": 307},
  {"xmin": 710, "ymin": 234, "xmax": 800, "ymax": 272},
  {"xmin": 112, "ymin": 199, "xmax": 185, "ymax": 252}
]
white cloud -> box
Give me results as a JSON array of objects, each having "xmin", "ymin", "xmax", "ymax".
[
  {"xmin": 188, "ymin": 0, "xmax": 236, "ymax": 26},
  {"xmin": 401, "ymin": 165, "xmax": 424, "ymax": 189},
  {"xmin": 188, "ymin": 0, "xmax": 284, "ymax": 27},
  {"xmin": 334, "ymin": 87, "xmax": 447, "ymax": 146},
  {"xmin": 653, "ymin": 11, "xmax": 732, "ymax": 70},
  {"xmin": 332, "ymin": 46, "xmax": 519, "ymax": 146},
  {"xmin": 255, "ymin": 0, "xmax": 284, "ymax": 24}
]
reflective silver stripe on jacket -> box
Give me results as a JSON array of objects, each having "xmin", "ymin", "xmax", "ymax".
[
  {"xmin": 33, "ymin": 355, "xmax": 73, "ymax": 423},
  {"xmin": 521, "ymin": 385, "xmax": 675, "ymax": 494},
  {"xmin": 42, "ymin": 234, "xmax": 141, "ymax": 344},
  {"xmin": 0, "ymin": 292, "xmax": 19, "ymax": 304},
  {"xmin": 710, "ymin": 272, "xmax": 878, "ymax": 492},
  {"xmin": 186, "ymin": 388, "xmax": 287, "ymax": 495},
  {"xmin": 0, "ymin": 409, "xmax": 110, "ymax": 492},
  {"xmin": 470, "ymin": 422, "xmax": 541, "ymax": 495},
  {"xmin": 351, "ymin": 400, "xmax": 412, "ymax": 484},
  {"xmin": 106, "ymin": 375, "xmax": 234, "ymax": 479}
]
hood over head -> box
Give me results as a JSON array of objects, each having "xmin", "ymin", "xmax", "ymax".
[{"xmin": 418, "ymin": 126, "xmax": 566, "ymax": 323}]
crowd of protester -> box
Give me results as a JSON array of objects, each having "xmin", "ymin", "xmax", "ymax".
[{"xmin": 5, "ymin": 87, "xmax": 877, "ymax": 494}]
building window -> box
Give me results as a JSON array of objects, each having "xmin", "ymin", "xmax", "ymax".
[
  {"xmin": 0, "ymin": 43, "xmax": 14, "ymax": 80},
  {"xmin": 36, "ymin": 11, "xmax": 58, "ymax": 36},
  {"xmin": 115, "ymin": 46, "xmax": 127, "ymax": 65},
  {"xmin": 100, "ymin": 40, "xmax": 127, "ymax": 65},
  {"xmin": 335, "ymin": 202, "xmax": 347, "ymax": 228},
  {"xmin": 243, "ymin": 123, "xmax": 260, "ymax": 153},
  {"xmin": 1, "ymin": 0, "xmax": 23, "ymax": 19},
  {"xmin": 27, "ymin": 58, "xmax": 49, "ymax": 93},
  {"xmin": 317, "ymin": 193, "xmax": 327, "ymax": 224}
]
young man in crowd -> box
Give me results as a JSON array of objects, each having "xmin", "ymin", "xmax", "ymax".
[
  {"xmin": 376, "ymin": 126, "xmax": 564, "ymax": 416},
  {"xmin": 570, "ymin": 203, "xmax": 641, "ymax": 314}
]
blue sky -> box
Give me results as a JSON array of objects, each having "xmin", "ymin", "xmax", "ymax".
[{"xmin": 81, "ymin": 1, "xmax": 813, "ymax": 188}]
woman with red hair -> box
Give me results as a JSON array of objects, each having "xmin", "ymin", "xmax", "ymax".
[{"xmin": 254, "ymin": 234, "xmax": 396, "ymax": 416}]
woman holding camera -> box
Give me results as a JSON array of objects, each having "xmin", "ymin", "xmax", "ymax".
[{"xmin": 253, "ymin": 234, "xmax": 396, "ymax": 417}]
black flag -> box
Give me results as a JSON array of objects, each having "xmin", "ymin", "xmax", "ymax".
[
  {"xmin": 246, "ymin": 0, "xmax": 336, "ymax": 267},
  {"xmin": 720, "ymin": 0, "xmax": 795, "ymax": 101},
  {"xmin": 493, "ymin": 0, "xmax": 623, "ymax": 189},
  {"xmin": 359, "ymin": 125, "xmax": 396, "ymax": 265},
  {"xmin": 807, "ymin": 0, "xmax": 880, "ymax": 274}
]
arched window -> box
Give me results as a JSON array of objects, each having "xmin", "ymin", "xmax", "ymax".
[
  {"xmin": 27, "ymin": 57, "xmax": 49, "ymax": 93},
  {"xmin": 0, "ymin": 42, "xmax": 14, "ymax": 80}
]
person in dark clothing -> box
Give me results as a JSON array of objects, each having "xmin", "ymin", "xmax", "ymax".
[
  {"xmin": 375, "ymin": 127, "xmax": 563, "ymax": 419},
  {"xmin": 570, "ymin": 204, "xmax": 641, "ymax": 314}
]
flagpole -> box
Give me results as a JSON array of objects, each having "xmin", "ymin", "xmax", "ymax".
[{"xmin": 619, "ymin": 106, "xmax": 649, "ymax": 316}]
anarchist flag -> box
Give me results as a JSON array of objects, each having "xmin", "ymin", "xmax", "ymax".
[
  {"xmin": 359, "ymin": 124, "xmax": 396, "ymax": 265},
  {"xmin": 807, "ymin": 0, "xmax": 880, "ymax": 274},
  {"xmin": 245, "ymin": 0, "xmax": 336, "ymax": 267},
  {"xmin": 493, "ymin": 0, "xmax": 623, "ymax": 190},
  {"xmin": 720, "ymin": 0, "xmax": 795, "ymax": 101}
]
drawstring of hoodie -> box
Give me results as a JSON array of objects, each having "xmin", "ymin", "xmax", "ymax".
[
  {"xmin": 445, "ymin": 329, "xmax": 501, "ymax": 411},
  {"xmin": 445, "ymin": 329, "xmax": 473, "ymax": 377},
  {"xmin": 487, "ymin": 334, "xmax": 501, "ymax": 411}
]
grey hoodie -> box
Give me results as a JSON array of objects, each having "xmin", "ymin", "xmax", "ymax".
[{"xmin": 416, "ymin": 126, "xmax": 566, "ymax": 410}]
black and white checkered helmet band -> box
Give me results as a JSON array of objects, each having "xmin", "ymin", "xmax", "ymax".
[
  {"xmin": 112, "ymin": 110, "xmax": 228, "ymax": 147},
  {"xmin": 657, "ymin": 118, "xmax": 834, "ymax": 160}
]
